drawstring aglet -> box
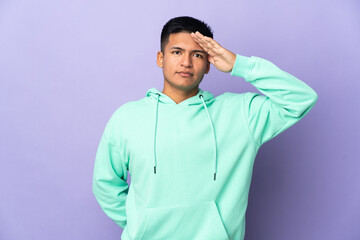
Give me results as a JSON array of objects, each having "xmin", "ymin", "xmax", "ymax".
[
  {"xmin": 214, "ymin": 172, "xmax": 216, "ymax": 181},
  {"xmin": 154, "ymin": 166, "xmax": 156, "ymax": 174}
]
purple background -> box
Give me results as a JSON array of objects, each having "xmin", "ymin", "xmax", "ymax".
[{"xmin": 0, "ymin": 0, "xmax": 359, "ymax": 239}]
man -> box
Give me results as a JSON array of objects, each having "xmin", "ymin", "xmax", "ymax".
[{"xmin": 92, "ymin": 16, "xmax": 318, "ymax": 240}]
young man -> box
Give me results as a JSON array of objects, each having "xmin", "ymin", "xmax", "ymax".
[{"xmin": 92, "ymin": 16, "xmax": 318, "ymax": 240}]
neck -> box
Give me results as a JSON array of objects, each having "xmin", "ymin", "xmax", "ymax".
[{"xmin": 162, "ymin": 86, "xmax": 199, "ymax": 104}]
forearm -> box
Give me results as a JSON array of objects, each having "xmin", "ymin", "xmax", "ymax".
[
  {"xmin": 231, "ymin": 54, "xmax": 318, "ymax": 118},
  {"xmin": 231, "ymin": 54, "xmax": 318, "ymax": 146},
  {"xmin": 93, "ymin": 131, "xmax": 129, "ymax": 229}
]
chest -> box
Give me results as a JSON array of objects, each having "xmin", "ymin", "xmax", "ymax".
[{"xmin": 124, "ymin": 104, "xmax": 248, "ymax": 177}]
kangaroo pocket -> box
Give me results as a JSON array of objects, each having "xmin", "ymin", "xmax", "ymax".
[{"xmin": 134, "ymin": 200, "xmax": 229, "ymax": 240}]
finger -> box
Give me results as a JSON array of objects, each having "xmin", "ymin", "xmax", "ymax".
[
  {"xmin": 191, "ymin": 32, "xmax": 205, "ymax": 45},
  {"xmin": 196, "ymin": 41, "xmax": 211, "ymax": 53},
  {"xmin": 203, "ymin": 37, "xmax": 222, "ymax": 50},
  {"xmin": 193, "ymin": 31, "xmax": 206, "ymax": 42},
  {"xmin": 191, "ymin": 33, "xmax": 210, "ymax": 51},
  {"xmin": 193, "ymin": 31, "xmax": 221, "ymax": 52},
  {"xmin": 200, "ymin": 43, "xmax": 219, "ymax": 56},
  {"xmin": 191, "ymin": 32, "xmax": 201, "ymax": 42},
  {"xmin": 195, "ymin": 32, "xmax": 209, "ymax": 46},
  {"xmin": 193, "ymin": 33, "xmax": 213, "ymax": 52},
  {"xmin": 191, "ymin": 32, "xmax": 219, "ymax": 56},
  {"xmin": 201, "ymin": 39, "xmax": 220, "ymax": 55},
  {"xmin": 194, "ymin": 31, "xmax": 205, "ymax": 38}
]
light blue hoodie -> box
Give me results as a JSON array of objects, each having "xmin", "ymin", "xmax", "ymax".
[{"xmin": 92, "ymin": 54, "xmax": 318, "ymax": 240}]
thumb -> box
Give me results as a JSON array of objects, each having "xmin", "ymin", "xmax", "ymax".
[{"xmin": 208, "ymin": 55, "xmax": 215, "ymax": 65}]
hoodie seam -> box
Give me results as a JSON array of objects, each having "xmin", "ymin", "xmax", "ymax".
[
  {"xmin": 102, "ymin": 129, "xmax": 129, "ymax": 176},
  {"xmin": 242, "ymin": 94, "xmax": 260, "ymax": 148}
]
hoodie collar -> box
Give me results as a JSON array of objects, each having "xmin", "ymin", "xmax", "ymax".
[{"xmin": 146, "ymin": 87, "xmax": 215, "ymax": 106}]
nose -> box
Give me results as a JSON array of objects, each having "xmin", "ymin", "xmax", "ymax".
[{"xmin": 180, "ymin": 53, "xmax": 192, "ymax": 68}]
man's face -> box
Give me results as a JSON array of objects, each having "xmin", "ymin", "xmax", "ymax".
[{"xmin": 157, "ymin": 32, "xmax": 210, "ymax": 92}]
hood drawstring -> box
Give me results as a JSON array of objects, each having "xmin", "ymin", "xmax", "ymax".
[
  {"xmin": 199, "ymin": 94, "xmax": 218, "ymax": 181},
  {"xmin": 152, "ymin": 92, "xmax": 218, "ymax": 181},
  {"xmin": 153, "ymin": 93, "xmax": 161, "ymax": 175}
]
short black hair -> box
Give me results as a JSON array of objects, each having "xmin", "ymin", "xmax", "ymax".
[{"xmin": 160, "ymin": 16, "xmax": 214, "ymax": 53}]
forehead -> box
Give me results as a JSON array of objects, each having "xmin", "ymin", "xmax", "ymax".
[{"xmin": 166, "ymin": 32, "xmax": 201, "ymax": 50}]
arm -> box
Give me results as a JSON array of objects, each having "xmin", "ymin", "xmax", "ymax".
[
  {"xmin": 231, "ymin": 54, "xmax": 318, "ymax": 146},
  {"xmin": 92, "ymin": 115, "xmax": 129, "ymax": 229},
  {"xmin": 191, "ymin": 31, "xmax": 318, "ymax": 147}
]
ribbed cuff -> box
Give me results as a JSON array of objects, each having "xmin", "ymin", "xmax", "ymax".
[{"xmin": 230, "ymin": 54, "xmax": 255, "ymax": 80}]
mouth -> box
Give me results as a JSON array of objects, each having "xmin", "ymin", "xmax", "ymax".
[{"xmin": 177, "ymin": 72, "xmax": 194, "ymax": 77}]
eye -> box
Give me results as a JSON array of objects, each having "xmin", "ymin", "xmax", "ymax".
[
  {"xmin": 194, "ymin": 53, "xmax": 203, "ymax": 58},
  {"xmin": 172, "ymin": 51, "xmax": 181, "ymax": 55}
]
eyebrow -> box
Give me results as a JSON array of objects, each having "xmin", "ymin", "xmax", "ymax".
[{"xmin": 170, "ymin": 46, "xmax": 207, "ymax": 54}]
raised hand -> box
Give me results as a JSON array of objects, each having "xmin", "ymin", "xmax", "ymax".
[{"xmin": 191, "ymin": 31, "xmax": 237, "ymax": 73}]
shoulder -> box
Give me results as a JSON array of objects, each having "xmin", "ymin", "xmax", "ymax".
[
  {"xmin": 104, "ymin": 97, "xmax": 148, "ymax": 132},
  {"xmin": 112, "ymin": 97, "xmax": 148, "ymax": 117},
  {"xmin": 215, "ymin": 91, "xmax": 256, "ymax": 103},
  {"xmin": 215, "ymin": 91, "xmax": 267, "ymax": 109}
]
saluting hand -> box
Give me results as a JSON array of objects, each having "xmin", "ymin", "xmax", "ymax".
[{"xmin": 191, "ymin": 31, "xmax": 237, "ymax": 73}]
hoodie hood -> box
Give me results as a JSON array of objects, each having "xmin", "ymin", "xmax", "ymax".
[
  {"xmin": 146, "ymin": 87, "xmax": 215, "ymax": 106},
  {"xmin": 146, "ymin": 87, "xmax": 218, "ymax": 181}
]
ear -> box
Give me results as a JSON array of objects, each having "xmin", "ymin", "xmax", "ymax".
[
  {"xmin": 157, "ymin": 51, "xmax": 164, "ymax": 68},
  {"xmin": 205, "ymin": 61, "xmax": 210, "ymax": 74}
]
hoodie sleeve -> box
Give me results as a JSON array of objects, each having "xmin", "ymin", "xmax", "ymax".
[
  {"xmin": 92, "ymin": 114, "xmax": 129, "ymax": 229},
  {"xmin": 230, "ymin": 54, "xmax": 318, "ymax": 147}
]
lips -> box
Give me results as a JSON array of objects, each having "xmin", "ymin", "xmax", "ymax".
[{"xmin": 177, "ymin": 71, "xmax": 193, "ymax": 77}]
